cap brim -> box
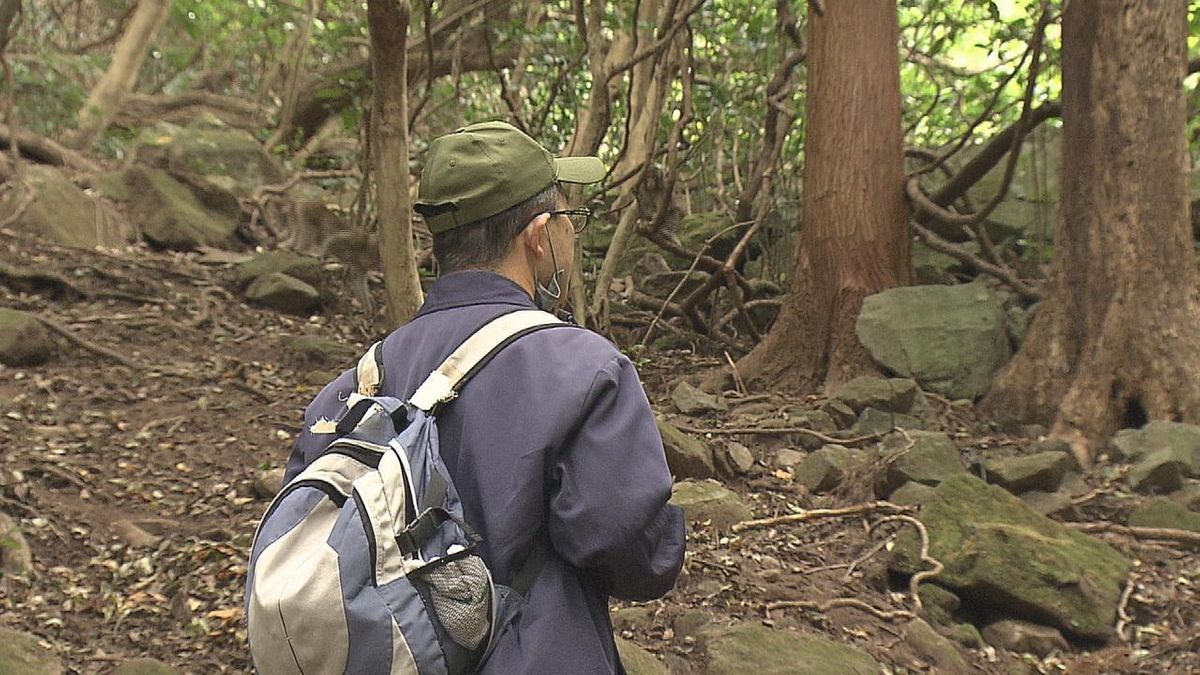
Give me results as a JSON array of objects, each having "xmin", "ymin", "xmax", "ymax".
[{"xmin": 553, "ymin": 156, "xmax": 606, "ymax": 184}]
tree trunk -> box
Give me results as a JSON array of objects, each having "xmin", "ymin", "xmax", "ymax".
[
  {"xmin": 66, "ymin": 0, "xmax": 172, "ymax": 151},
  {"xmin": 735, "ymin": 1, "xmax": 910, "ymax": 392},
  {"xmin": 980, "ymin": 0, "xmax": 1200, "ymax": 467},
  {"xmin": 368, "ymin": 0, "xmax": 423, "ymax": 326}
]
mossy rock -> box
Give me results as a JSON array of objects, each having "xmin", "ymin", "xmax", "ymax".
[
  {"xmin": 879, "ymin": 431, "xmax": 965, "ymax": 496},
  {"xmin": 615, "ymin": 638, "xmax": 668, "ymax": 675},
  {"xmin": 286, "ymin": 335, "xmax": 358, "ymax": 370},
  {"xmin": 981, "ymin": 451, "xmax": 1076, "ymax": 495},
  {"xmin": 235, "ymin": 250, "xmax": 323, "ymax": 289},
  {"xmin": 1127, "ymin": 497, "xmax": 1200, "ymax": 533},
  {"xmin": 134, "ymin": 122, "xmax": 286, "ymax": 198},
  {"xmin": 890, "ymin": 474, "xmax": 1130, "ymax": 641},
  {"xmin": 126, "ymin": 167, "xmax": 238, "ymax": 250},
  {"xmin": 794, "ymin": 445, "xmax": 867, "ymax": 493},
  {"xmin": 669, "ymin": 480, "xmax": 751, "ymax": 531},
  {"xmin": 701, "ymin": 624, "xmax": 881, "ymax": 675},
  {"xmin": 830, "ymin": 376, "xmax": 920, "ymax": 414},
  {"xmin": 244, "ymin": 273, "xmax": 321, "ymax": 315},
  {"xmin": 0, "ymin": 309, "xmax": 53, "ymax": 367},
  {"xmin": 656, "ymin": 416, "xmax": 716, "ymax": 479},
  {"xmin": 0, "ymin": 165, "xmax": 131, "ymax": 248},
  {"xmin": 0, "ymin": 628, "xmax": 62, "ymax": 675}
]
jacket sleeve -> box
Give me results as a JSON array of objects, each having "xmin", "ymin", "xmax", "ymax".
[{"xmin": 546, "ymin": 354, "xmax": 686, "ymax": 601}]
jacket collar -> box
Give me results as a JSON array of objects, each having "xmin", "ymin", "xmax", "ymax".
[{"xmin": 415, "ymin": 270, "xmax": 537, "ymax": 318}]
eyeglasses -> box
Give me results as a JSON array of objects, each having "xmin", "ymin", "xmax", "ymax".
[{"xmin": 549, "ymin": 207, "xmax": 593, "ymax": 234}]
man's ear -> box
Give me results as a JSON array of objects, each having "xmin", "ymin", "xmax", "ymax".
[{"xmin": 521, "ymin": 212, "xmax": 551, "ymax": 259}]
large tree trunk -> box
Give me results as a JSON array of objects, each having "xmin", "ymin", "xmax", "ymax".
[
  {"xmin": 66, "ymin": 0, "xmax": 172, "ymax": 151},
  {"xmin": 981, "ymin": 0, "xmax": 1200, "ymax": 467},
  {"xmin": 735, "ymin": 1, "xmax": 910, "ymax": 391},
  {"xmin": 368, "ymin": 0, "xmax": 423, "ymax": 326}
]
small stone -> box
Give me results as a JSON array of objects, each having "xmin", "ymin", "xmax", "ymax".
[
  {"xmin": 672, "ymin": 609, "xmax": 714, "ymax": 643},
  {"xmin": 1169, "ymin": 482, "xmax": 1200, "ymax": 511},
  {"xmin": 793, "ymin": 445, "xmax": 865, "ymax": 493},
  {"xmin": 773, "ymin": 448, "xmax": 805, "ymax": 469},
  {"xmin": 244, "ymin": 272, "xmax": 321, "ymax": 315},
  {"xmin": 1129, "ymin": 451, "xmax": 1191, "ymax": 494},
  {"xmin": 724, "ymin": 442, "xmax": 755, "ymax": 474},
  {"xmin": 943, "ymin": 623, "xmax": 985, "ymax": 649},
  {"xmin": 819, "ymin": 399, "xmax": 857, "ymax": 429},
  {"xmin": 614, "ymin": 638, "xmax": 667, "ymax": 675},
  {"xmin": 657, "ymin": 416, "xmax": 716, "ymax": 479},
  {"xmin": 916, "ymin": 584, "xmax": 961, "ymax": 628},
  {"xmin": 981, "ymin": 619, "xmax": 1069, "ymax": 657},
  {"xmin": 112, "ymin": 519, "xmax": 173, "ymax": 549},
  {"xmin": 669, "ymin": 480, "xmax": 751, "ymax": 531},
  {"xmin": 235, "ymin": 250, "xmax": 323, "ymax": 288},
  {"xmin": 903, "ymin": 618, "xmax": 971, "ymax": 674},
  {"xmin": 0, "ymin": 309, "xmax": 54, "ymax": 367},
  {"xmin": 671, "ymin": 381, "xmax": 727, "ymax": 416},
  {"xmin": 252, "ymin": 467, "xmax": 286, "ymax": 500},
  {"xmin": 0, "ymin": 512, "xmax": 33, "ymax": 576}
]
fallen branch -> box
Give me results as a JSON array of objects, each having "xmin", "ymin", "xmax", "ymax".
[
  {"xmin": 1068, "ymin": 521, "xmax": 1200, "ymax": 548},
  {"xmin": 36, "ymin": 314, "xmax": 143, "ymax": 370},
  {"xmin": 676, "ymin": 423, "xmax": 882, "ymax": 447},
  {"xmin": 911, "ymin": 219, "xmax": 1043, "ymax": 302},
  {"xmin": 870, "ymin": 515, "xmax": 943, "ymax": 614},
  {"xmin": 732, "ymin": 500, "xmax": 909, "ymax": 533},
  {"xmin": 765, "ymin": 597, "xmax": 913, "ymax": 622},
  {"xmin": 1115, "ymin": 572, "xmax": 1135, "ymax": 642},
  {"xmin": 0, "ymin": 123, "xmax": 102, "ymax": 173}
]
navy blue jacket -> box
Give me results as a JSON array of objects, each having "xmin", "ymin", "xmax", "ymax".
[{"xmin": 284, "ymin": 271, "xmax": 686, "ymax": 674}]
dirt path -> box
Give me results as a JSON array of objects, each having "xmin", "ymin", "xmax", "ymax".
[{"xmin": 0, "ymin": 235, "xmax": 1196, "ymax": 674}]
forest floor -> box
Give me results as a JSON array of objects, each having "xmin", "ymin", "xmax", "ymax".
[{"xmin": 0, "ymin": 231, "xmax": 1197, "ymax": 674}]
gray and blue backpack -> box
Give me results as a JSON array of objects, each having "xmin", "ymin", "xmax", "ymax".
[{"xmin": 245, "ymin": 310, "xmax": 562, "ymax": 674}]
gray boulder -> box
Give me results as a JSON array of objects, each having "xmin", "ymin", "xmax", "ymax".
[
  {"xmin": 981, "ymin": 619, "xmax": 1069, "ymax": 658},
  {"xmin": 671, "ymin": 381, "xmax": 727, "ymax": 416},
  {"xmin": 656, "ymin": 416, "xmax": 716, "ymax": 479},
  {"xmin": 794, "ymin": 445, "xmax": 867, "ymax": 494},
  {"xmin": 830, "ymin": 376, "xmax": 919, "ymax": 414},
  {"xmin": 127, "ymin": 167, "xmax": 238, "ymax": 250},
  {"xmin": 0, "ymin": 309, "xmax": 53, "ymax": 367},
  {"xmin": 701, "ymin": 624, "xmax": 881, "ymax": 675},
  {"xmin": 889, "ymin": 481, "xmax": 937, "ymax": 506},
  {"xmin": 236, "ymin": 251, "xmax": 323, "ymax": 289},
  {"xmin": 286, "ymin": 335, "xmax": 359, "ymax": 370},
  {"xmin": 0, "ymin": 627, "xmax": 62, "ymax": 674},
  {"xmin": 132, "ymin": 121, "xmax": 286, "ymax": 198},
  {"xmin": 722, "ymin": 441, "xmax": 756, "ymax": 475},
  {"xmin": 902, "ymin": 618, "xmax": 971, "ymax": 674},
  {"xmin": 0, "ymin": 512, "xmax": 32, "ymax": 576},
  {"xmin": 879, "ymin": 431, "xmax": 965, "ymax": 497},
  {"xmin": 0, "ymin": 165, "xmax": 131, "ymax": 247},
  {"xmin": 981, "ymin": 450, "xmax": 1075, "ymax": 494},
  {"xmin": 856, "ymin": 283, "xmax": 1011, "ymax": 399},
  {"xmin": 852, "ymin": 407, "xmax": 925, "ymax": 435},
  {"xmin": 669, "ymin": 480, "xmax": 751, "ymax": 531},
  {"xmin": 245, "ymin": 273, "xmax": 321, "ymax": 315},
  {"xmin": 890, "ymin": 474, "xmax": 1130, "ymax": 641},
  {"xmin": 1112, "ymin": 422, "xmax": 1200, "ymax": 493}
]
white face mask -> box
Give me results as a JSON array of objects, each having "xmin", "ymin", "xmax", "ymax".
[{"xmin": 534, "ymin": 229, "xmax": 565, "ymax": 310}]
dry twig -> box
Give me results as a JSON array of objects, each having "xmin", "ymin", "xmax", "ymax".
[
  {"xmin": 676, "ymin": 423, "xmax": 881, "ymax": 447},
  {"xmin": 1068, "ymin": 521, "xmax": 1200, "ymax": 548},
  {"xmin": 732, "ymin": 501, "xmax": 908, "ymax": 533},
  {"xmin": 35, "ymin": 314, "xmax": 143, "ymax": 370},
  {"xmin": 766, "ymin": 597, "xmax": 912, "ymax": 622}
]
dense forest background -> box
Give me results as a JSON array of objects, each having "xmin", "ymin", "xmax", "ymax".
[{"xmin": 1, "ymin": 0, "xmax": 1200, "ymax": 673}]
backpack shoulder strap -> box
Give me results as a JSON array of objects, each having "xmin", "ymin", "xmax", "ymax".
[{"xmin": 409, "ymin": 309, "xmax": 563, "ymax": 412}]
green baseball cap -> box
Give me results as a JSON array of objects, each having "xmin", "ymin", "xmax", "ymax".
[{"xmin": 414, "ymin": 121, "xmax": 606, "ymax": 233}]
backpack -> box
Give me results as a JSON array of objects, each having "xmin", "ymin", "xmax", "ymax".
[{"xmin": 245, "ymin": 309, "xmax": 563, "ymax": 674}]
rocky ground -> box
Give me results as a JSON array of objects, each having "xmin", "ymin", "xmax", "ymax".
[{"xmin": 0, "ymin": 230, "xmax": 1198, "ymax": 674}]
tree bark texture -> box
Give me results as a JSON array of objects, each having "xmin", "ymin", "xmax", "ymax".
[
  {"xmin": 981, "ymin": 0, "xmax": 1200, "ymax": 466},
  {"xmin": 66, "ymin": 0, "xmax": 172, "ymax": 151},
  {"xmin": 736, "ymin": 1, "xmax": 910, "ymax": 392},
  {"xmin": 368, "ymin": 0, "xmax": 424, "ymax": 326}
]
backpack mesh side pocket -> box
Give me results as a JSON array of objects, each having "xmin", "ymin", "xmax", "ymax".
[{"xmin": 416, "ymin": 555, "xmax": 493, "ymax": 650}]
